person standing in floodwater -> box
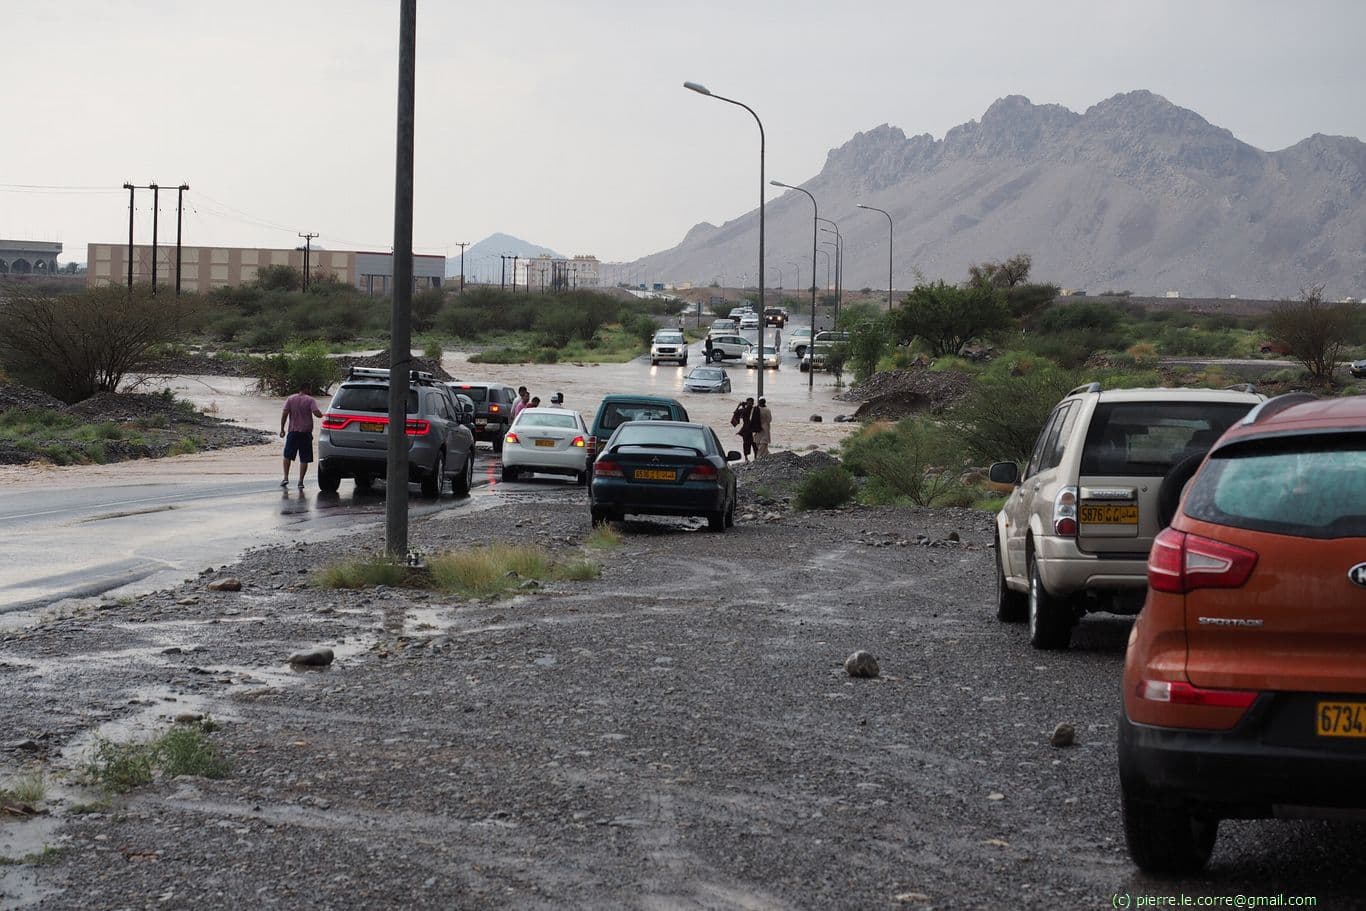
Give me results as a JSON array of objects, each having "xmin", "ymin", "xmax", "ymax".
[{"xmin": 280, "ymin": 381, "xmax": 323, "ymax": 489}]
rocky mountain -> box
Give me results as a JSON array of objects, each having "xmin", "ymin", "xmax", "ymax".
[
  {"xmin": 633, "ymin": 91, "xmax": 1366, "ymax": 299},
  {"xmin": 448, "ymin": 233, "xmax": 564, "ymax": 281}
]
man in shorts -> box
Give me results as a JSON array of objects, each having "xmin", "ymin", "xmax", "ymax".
[{"xmin": 280, "ymin": 382, "xmax": 324, "ymax": 489}]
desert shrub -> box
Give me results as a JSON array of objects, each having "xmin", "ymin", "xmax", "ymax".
[
  {"xmin": 249, "ymin": 342, "xmax": 341, "ymax": 397},
  {"xmin": 411, "ymin": 289, "xmax": 445, "ymax": 332},
  {"xmin": 1024, "ymin": 328, "xmax": 1121, "ymax": 368},
  {"xmin": 891, "ymin": 281, "xmax": 1010, "ymax": 356},
  {"xmin": 1126, "ymin": 341, "xmax": 1159, "ymax": 366},
  {"xmin": 793, "ymin": 466, "xmax": 857, "ymax": 510},
  {"xmin": 841, "ymin": 418, "xmax": 966, "ymax": 506},
  {"xmin": 0, "ymin": 285, "xmax": 187, "ymax": 403},
  {"xmin": 846, "ymin": 315, "xmax": 891, "ymax": 384},
  {"xmin": 422, "ymin": 339, "xmax": 443, "ymax": 361},
  {"xmin": 944, "ymin": 357, "xmax": 1079, "ymax": 465},
  {"xmin": 534, "ymin": 348, "xmax": 560, "ymax": 364},
  {"xmin": 1034, "ymin": 301, "xmax": 1123, "ymax": 334}
]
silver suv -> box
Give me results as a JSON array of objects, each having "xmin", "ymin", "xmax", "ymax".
[
  {"xmin": 650, "ymin": 330, "xmax": 689, "ymax": 366},
  {"xmin": 988, "ymin": 383, "xmax": 1264, "ymax": 649},
  {"xmin": 317, "ymin": 367, "xmax": 476, "ymax": 498}
]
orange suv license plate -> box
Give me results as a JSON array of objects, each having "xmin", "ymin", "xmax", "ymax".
[
  {"xmin": 1317, "ymin": 701, "xmax": 1366, "ymax": 738},
  {"xmin": 1080, "ymin": 504, "xmax": 1138, "ymax": 524}
]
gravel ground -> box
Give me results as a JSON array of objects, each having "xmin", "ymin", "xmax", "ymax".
[{"xmin": 1, "ymin": 488, "xmax": 1363, "ymax": 909}]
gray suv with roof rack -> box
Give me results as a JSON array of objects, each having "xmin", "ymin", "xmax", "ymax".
[
  {"xmin": 317, "ymin": 366, "xmax": 475, "ymax": 497},
  {"xmin": 988, "ymin": 382, "xmax": 1264, "ymax": 649}
]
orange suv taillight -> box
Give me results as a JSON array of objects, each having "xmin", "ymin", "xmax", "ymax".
[
  {"xmin": 1136, "ymin": 679, "xmax": 1258, "ymax": 709},
  {"xmin": 1148, "ymin": 527, "xmax": 1258, "ymax": 594}
]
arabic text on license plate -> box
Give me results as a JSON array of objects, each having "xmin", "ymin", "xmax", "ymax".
[
  {"xmin": 1317, "ymin": 701, "xmax": 1366, "ymax": 738},
  {"xmin": 535, "ymin": 438, "xmax": 556, "ymax": 447},
  {"xmin": 360, "ymin": 423, "xmax": 384, "ymax": 433},
  {"xmin": 1080, "ymin": 503, "xmax": 1138, "ymax": 525},
  {"xmin": 633, "ymin": 468, "xmax": 675, "ymax": 481}
]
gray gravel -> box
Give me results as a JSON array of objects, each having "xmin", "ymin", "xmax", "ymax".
[{"xmin": 1, "ymin": 488, "xmax": 1363, "ymax": 909}]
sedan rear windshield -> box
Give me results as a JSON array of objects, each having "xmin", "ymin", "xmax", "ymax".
[
  {"xmin": 517, "ymin": 412, "xmax": 577, "ymax": 429},
  {"xmin": 332, "ymin": 385, "xmax": 418, "ymax": 414},
  {"xmin": 691, "ymin": 368, "xmax": 722, "ymax": 380},
  {"xmin": 1184, "ymin": 436, "xmax": 1366, "ymax": 538},
  {"xmin": 612, "ymin": 424, "xmax": 708, "ymax": 452},
  {"xmin": 1079, "ymin": 403, "xmax": 1252, "ymax": 476}
]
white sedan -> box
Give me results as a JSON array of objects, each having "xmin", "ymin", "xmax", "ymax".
[
  {"xmin": 738, "ymin": 312, "xmax": 761, "ymax": 330},
  {"xmin": 501, "ymin": 408, "xmax": 590, "ymax": 484},
  {"xmin": 743, "ymin": 345, "xmax": 780, "ymax": 369}
]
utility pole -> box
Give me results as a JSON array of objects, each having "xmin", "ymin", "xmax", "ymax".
[
  {"xmin": 175, "ymin": 184, "xmax": 190, "ymax": 296},
  {"xmin": 512, "ymin": 255, "xmax": 520, "ymax": 293},
  {"xmin": 150, "ymin": 183, "xmax": 160, "ymax": 294},
  {"xmin": 455, "ymin": 241, "xmax": 468, "ymax": 293},
  {"xmin": 385, "ymin": 0, "xmax": 416, "ymax": 560},
  {"xmin": 500, "ymin": 254, "xmax": 507, "ymax": 291},
  {"xmin": 123, "ymin": 183, "xmax": 135, "ymax": 290},
  {"xmin": 298, "ymin": 232, "xmax": 318, "ymax": 290}
]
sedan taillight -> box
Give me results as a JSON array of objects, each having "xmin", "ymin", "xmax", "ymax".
[
  {"xmin": 505, "ymin": 431, "xmax": 520, "ymax": 445},
  {"xmin": 1148, "ymin": 527, "xmax": 1258, "ymax": 594},
  {"xmin": 594, "ymin": 460, "xmax": 624, "ymax": 478},
  {"xmin": 686, "ymin": 464, "xmax": 718, "ymax": 480},
  {"xmin": 571, "ymin": 436, "xmax": 586, "ymax": 448}
]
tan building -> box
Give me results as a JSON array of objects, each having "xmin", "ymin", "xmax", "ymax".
[{"xmin": 86, "ymin": 243, "xmax": 443, "ymax": 295}]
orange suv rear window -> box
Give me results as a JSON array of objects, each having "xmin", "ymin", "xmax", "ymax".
[{"xmin": 1185, "ymin": 437, "xmax": 1366, "ymax": 538}]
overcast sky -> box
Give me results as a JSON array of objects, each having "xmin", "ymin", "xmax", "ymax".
[{"xmin": 5, "ymin": 0, "xmax": 1364, "ymax": 268}]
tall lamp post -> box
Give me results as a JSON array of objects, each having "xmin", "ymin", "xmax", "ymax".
[
  {"xmin": 768, "ymin": 179, "xmax": 820, "ymax": 391},
  {"xmin": 816, "ymin": 248, "xmax": 831, "ymax": 292},
  {"xmin": 857, "ymin": 203, "xmax": 894, "ymax": 312},
  {"xmin": 684, "ymin": 80, "xmax": 768, "ymax": 402},
  {"xmin": 819, "ymin": 220, "xmax": 842, "ymax": 326}
]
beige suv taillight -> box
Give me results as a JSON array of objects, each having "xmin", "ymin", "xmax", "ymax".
[{"xmin": 1053, "ymin": 486, "xmax": 1078, "ymax": 536}]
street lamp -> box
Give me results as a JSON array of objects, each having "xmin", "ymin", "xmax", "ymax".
[
  {"xmin": 684, "ymin": 80, "xmax": 768, "ymax": 402},
  {"xmin": 857, "ymin": 203, "xmax": 894, "ymax": 313},
  {"xmin": 770, "ymin": 179, "xmax": 820, "ymax": 390},
  {"xmin": 819, "ymin": 220, "xmax": 843, "ymax": 326},
  {"xmin": 816, "ymin": 248, "xmax": 831, "ymax": 291}
]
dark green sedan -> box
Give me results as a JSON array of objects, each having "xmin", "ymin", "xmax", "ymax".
[{"xmin": 588, "ymin": 421, "xmax": 741, "ymax": 531}]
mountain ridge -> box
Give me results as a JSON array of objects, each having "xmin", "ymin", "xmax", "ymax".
[{"xmin": 634, "ymin": 91, "xmax": 1366, "ymax": 298}]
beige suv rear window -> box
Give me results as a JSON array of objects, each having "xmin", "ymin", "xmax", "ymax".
[{"xmin": 1079, "ymin": 403, "xmax": 1251, "ymax": 476}]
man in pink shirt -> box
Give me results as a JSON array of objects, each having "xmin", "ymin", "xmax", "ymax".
[{"xmin": 280, "ymin": 382, "xmax": 324, "ymax": 489}]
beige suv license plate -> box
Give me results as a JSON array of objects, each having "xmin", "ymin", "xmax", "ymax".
[
  {"xmin": 1317, "ymin": 701, "xmax": 1366, "ymax": 738},
  {"xmin": 1080, "ymin": 504, "xmax": 1138, "ymax": 524}
]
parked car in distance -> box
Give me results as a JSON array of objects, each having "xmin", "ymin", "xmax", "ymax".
[
  {"xmin": 1258, "ymin": 339, "xmax": 1292, "ymax": 355},
  {"xmin": 798, "ymin": 330, "xmax": 850, "ymax": 372},
  {"xmin": 318, "ymin": 367, "xmax": 475, "ymax": 497},
  {"xmin": 589, "ymin": 421, "xmax": 741, "ymax": 531},
  {"xmin": 1350, "ymin": 358, "xmax": 1366, "ymax": 378},
  {"xmin": 586, "ymin": 394, "xmax": 689, "ymax": 461},
  {"xmin": 501, "ymin": 407, "xmax": 590, "ymax": 484},
  {"xmin": 704, "ymin": 334, "xmax": 752, "ymax": 363},
  {"xmin": 1119, "ymin": 393, "xmax": 1366, "ymax": 875},
  {"xmin": 446, "ymin": 382, "xmax": 518, "ymax": 452},
  {"xmin": 738, "ymin": 311, "xmax": 761, "ymax": 330},
  {"xmin": 650, "ymin": 330, "xmax": 689, "ymax": 366},
  {"xmin": 764, "ymin": 307, "xmax": 786, "ymax": 327},
  {"xmin": 683, "ymin": 366, "xmax": 732, "ymax": 393},
  {"xmin": 989, "ymin": 383, "xmax": 1264, "ymax": 650},
  {"xmin": 743, "ymin": 345, "xmax": 780, "ymax": 370},
  {"xmin": 710, "ymin": 318, "xmax": 739, "ymax": 334},
  {"xmin": 787, "ymin": 326, "xmax": 813, "ymax": 357}
]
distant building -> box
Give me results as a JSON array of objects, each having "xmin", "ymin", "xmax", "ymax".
[
  {"xmin": 514, "ymin": 254, "xmax": 600, "ymax": 291},
  {"xmin": 1164, "ymin": 290, "xmax": 1182, "ymax": 299},
  {"xmin": 86, "ymin": 243, "xmax": 442, "ymax": 295},
  {"xmin": 0, "ymin": 239, "xmax": 61, "ymax": 275}
]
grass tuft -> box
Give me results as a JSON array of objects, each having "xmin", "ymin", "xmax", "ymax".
[
  {"xmin": 429, "ymin": 545, "xmax": 550, "ymax": 597},
  {"xmin": 83, "ymin": 721, "xmax": 229, "ymax": 794},
  {"xmin": 1, "ymin": 771, "xmax": 48, "ymax": 804},
  {"xmin": 585, "ymin": 526, "xmax": 622, "ymax": 550},
  {"xmin": 556, "ymin": 558, "xmax": 600, "ymax": 582},
  {"xmin": 315, "ymin": 558, "xmax": 410, "ymax": 589}
]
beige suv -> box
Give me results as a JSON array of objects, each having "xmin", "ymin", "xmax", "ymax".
[{"xmin": 988, "ymin": 383, "xmax": 1264, "ymax": 650}]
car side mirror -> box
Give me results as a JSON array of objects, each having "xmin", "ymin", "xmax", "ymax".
[
  {"xmin": 988, "ymin": 461, "xmax": 1020, "ymax": 485},
  {"xmin": 726, "ymin": 450, "xmax": 742, "ymax": 462}
]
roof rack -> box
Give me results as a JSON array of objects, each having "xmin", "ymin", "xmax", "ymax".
[
  {"xmin": 1239, "ymin": 392, "xmax": 1317, "ymax": 425},
  {"xmin": 1067, "ymin": 382, "xmax": 1102, "ymax": 397},
  {"xmin": 346, "ymin": 366, "xmax": 439, "ymax": 385}
]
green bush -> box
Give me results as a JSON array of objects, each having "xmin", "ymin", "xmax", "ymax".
[
  {"xmin": 846, "ymin": 315, "xmax": 891, "ymax": 383},
  {"xmin": 842, "ymin": 418, "xmax": 966, "ymax": 506},
  {"xmin": 944, "ymin": 357, "xmax": 1079, "ymax": 465},
  {"xmin": 249, "ymin": 342, "xmax": 341, "ymax": 397},
  {"xmin": 794, "ymin": 466, "xmax": 857, "ymax": 510},
  {"xmin": 1034, "ymin": 301, "xmax": 1123, "ymax": 334}
]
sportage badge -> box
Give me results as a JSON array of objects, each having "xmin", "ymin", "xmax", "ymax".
[{"xmin": 1350, "ymin": 563, "xmax": 1366, "ymax": 588}]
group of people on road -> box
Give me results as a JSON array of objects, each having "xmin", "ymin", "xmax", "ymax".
[
  {"xmin": 730, "ymin": 397, "xmax": 772, "ymax": 463},
  {"xmin": 512, "ymin": 386, "xmax": 565, "ymax": 419}
]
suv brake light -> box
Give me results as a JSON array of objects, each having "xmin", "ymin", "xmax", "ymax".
[
  {"xmin": 1053, "ymin": 486, "xmax": 1078, "ymax": 536},
  {"xmin": 586, "ymin": 436, "xmax": 600, "ymax": 458},
  {"xmin": 1137, "ymin": 679, "xmax": 1258, "ymax": 708},
  {"xmin": 594, "ymin": 460, "xmax": 624, "ymax": 478},
  {"xmin": 404, "ymin": 419, "xmax": 430, "ymax": 436},
  {"xmin": 1148, "ymin": 527, "xmax": 1258, "ymax": 594}
]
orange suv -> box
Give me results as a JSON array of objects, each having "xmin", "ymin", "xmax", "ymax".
[{"xmin": 1119, "ymin": 393, "xmax": 1366, "ymax": 874}]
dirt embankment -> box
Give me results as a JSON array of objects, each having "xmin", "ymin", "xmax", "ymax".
[{"xmin": 837, "ymin": 369, "xmax": 973, "ymax": 422}]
